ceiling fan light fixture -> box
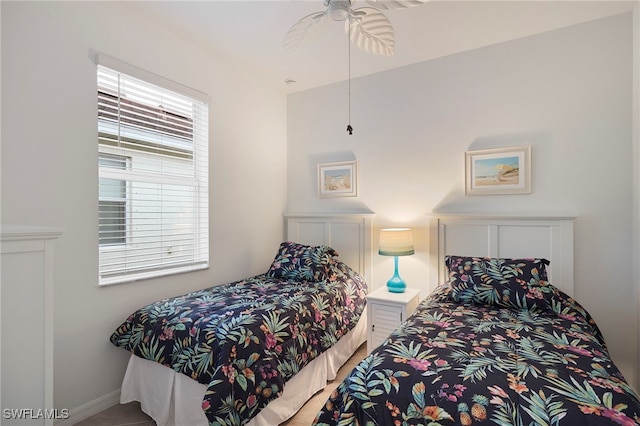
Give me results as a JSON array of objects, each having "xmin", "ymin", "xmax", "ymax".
[
  {"xmin": 284, "ymin": 0, "xmax": 428, "ymax": 55},
  {"xmin": 328, "ymin": 0, "xmax": 350, "ymax": 21}
]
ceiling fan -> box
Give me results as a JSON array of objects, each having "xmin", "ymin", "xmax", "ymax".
[{"xmin": 283, "ymin": 0, "xmax": 429, "ymax": 56}]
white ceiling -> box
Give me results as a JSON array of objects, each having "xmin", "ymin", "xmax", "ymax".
[{"xmin": 128, "ymin": 1, "xmax": 637, "ymax": 94}]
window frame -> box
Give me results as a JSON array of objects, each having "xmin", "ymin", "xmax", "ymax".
[{"xmin": 96, "ymin": 54, "xmax": 210, "ymax": 286}]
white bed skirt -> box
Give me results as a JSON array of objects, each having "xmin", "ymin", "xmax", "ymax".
[{"xmin": 120, "ymin": 315, "xmax": 367, "ymax": 426}]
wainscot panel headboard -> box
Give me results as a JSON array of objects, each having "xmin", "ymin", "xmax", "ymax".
[
  {"xmin": 428, "ymin": 215, "xmax": 577, "ymax": 296},
  {"xmin": 284, "ymin": 213, "xmax": 374, "ymax": 286}
]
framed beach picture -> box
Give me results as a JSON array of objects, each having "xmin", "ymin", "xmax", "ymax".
[
  {"xmin": 465, "ymin": 146, "xmax": 531, "ymax": 195},
  {"xmin": 318, "ymin": 160, "xmax": 358, "ymax": 198}
]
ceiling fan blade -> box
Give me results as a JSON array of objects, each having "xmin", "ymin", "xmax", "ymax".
[
  {"xmin": 347, "ymin": 7, "xmax": 395, "ymax": 56},
  {"xmin": 283, "ymin": 11, "xmax": 330, "ymax": 53},
  {"xmin": 364, "ymin": 0, "xmax": 429, "ymax": 10}
]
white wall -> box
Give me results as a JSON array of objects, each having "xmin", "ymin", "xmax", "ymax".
[
  {"xmin": 1, "ymin": 1, "xmax": 287, "ymax": 418},
  {"xmin": 288, "ymin": 13, "xmax": 638, "ymax": 389}
]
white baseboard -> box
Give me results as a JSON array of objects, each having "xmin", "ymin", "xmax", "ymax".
[{"xmin": 54, "ymin": 389, "xmax": 120, "ymax": 426}]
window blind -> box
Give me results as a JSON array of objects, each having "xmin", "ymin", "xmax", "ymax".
[{"xmin": 97, "ymin": 58, "xmax": 209, "ymax": 285}]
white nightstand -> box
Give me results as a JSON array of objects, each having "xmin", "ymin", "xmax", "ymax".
[{"xmin": 365, "ymin": 287, "xmax": 420, "ymax": 353}]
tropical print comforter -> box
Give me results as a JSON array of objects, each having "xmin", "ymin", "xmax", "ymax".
[
  {"xmin": 314, "ymin": 256, "xmax": 640, "ymax": 426},
  {"xmin": 110, "ymin": 257, "xmax": 367, "ymax": 426}
]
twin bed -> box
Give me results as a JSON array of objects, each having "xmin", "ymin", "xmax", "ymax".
[
  {"xmin": 110, "ymin": 214, "xmax": 373, "ymax": 426},
  {"xmin": 313, "ymin": 216, "xmax": 640, "ymax": 425},
  {"xmin": 110, "ymin": 214, "xmax": 640, "ymax": 426}
]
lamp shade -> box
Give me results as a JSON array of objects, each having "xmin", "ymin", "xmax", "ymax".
[{"xmin": 378, "ymin": 228, "xmax": 415, "ymax": 256}]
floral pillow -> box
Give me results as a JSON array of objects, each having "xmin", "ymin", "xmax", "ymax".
[
  {"xmin": 445, "ymin": 255, "xmax": 558, "ymax": 311},
  {"xmin": 267, "ymin": 241, "xmax": 338, "ymax": 282}
]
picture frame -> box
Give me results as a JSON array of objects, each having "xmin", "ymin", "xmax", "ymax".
[
  {"xmin": 317, "ymin": 160, "xmax": 358, "ymax": 198},
  {"xmin": 465, "ymin": 146, "xmax": 531, "ymax": 195}
]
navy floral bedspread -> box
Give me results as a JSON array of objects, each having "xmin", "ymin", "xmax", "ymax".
[
  {"xmin": 110, "ymin": 255, "xmax": 367, "ymax": 426},
  {"xmin": 314, "ymin": 256, "xmax": 640, "ymax": 426}
]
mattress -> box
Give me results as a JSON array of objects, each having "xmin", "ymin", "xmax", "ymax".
[
  {"xmin": 121, "ymin": 314, "xmax": 367, "ymax": 426},
  {"xmin": 110, "ymin": 242, "xmax": 369, "ymax": 425},
  {"xmin": 314, "ymin": 256, "xmax": 640, "ymax": 425}
]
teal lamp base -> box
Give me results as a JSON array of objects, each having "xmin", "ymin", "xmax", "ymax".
[{"xmin": 386, "ymin": 256, "xmax": 406, "ymax": 293}]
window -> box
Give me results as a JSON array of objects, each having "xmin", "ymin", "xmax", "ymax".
[
  {"xmin": 97, "ymin": 55, "xmax": 209, "ymax": 285},
  {"xmin": 99, "ymin": 154, "xmax": 128, "ymax": 246}
]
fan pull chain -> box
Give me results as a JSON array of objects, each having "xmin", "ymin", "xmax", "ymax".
[{"xmin": 346, "ymin": 17, "xmax": 353, "ymax": 135}]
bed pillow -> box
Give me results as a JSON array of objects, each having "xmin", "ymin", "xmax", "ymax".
[
  {"xmin": 266, "ymin": 241, "xmax": 338, "ymax": 282},
  {"xmin": 445, "ymin": 255, "xmax": 556, "ymax": 311}
]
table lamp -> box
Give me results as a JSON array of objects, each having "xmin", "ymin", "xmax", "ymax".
[{"xmin": 378, "ymin": 228, "xmax": 414, "ymax": 293}]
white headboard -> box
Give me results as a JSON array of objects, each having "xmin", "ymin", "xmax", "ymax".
[
  {"xmin": 284, "ymin": 213, "xmax": 374, "ymax": 285},
  {"xmin": 428, "ymin": 215, "xmax": 576, "ymax": 296}
]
